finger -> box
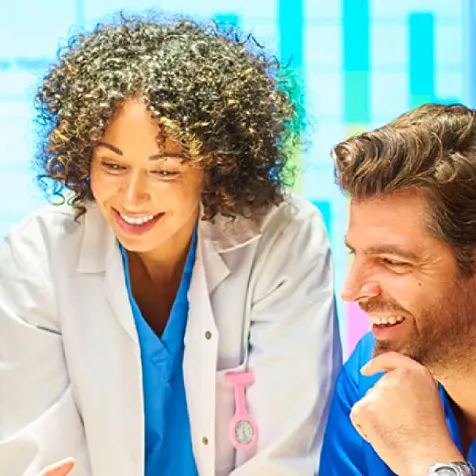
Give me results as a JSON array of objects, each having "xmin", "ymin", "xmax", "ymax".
[
  {"xmin": 361, "ymin": 351, "xmax": 422, "ymax": 376},
  {"xmin": 365, "ymin": 386, "xmax": 374, "ymax": 397},
  {"xmin": 352, "ymin": 421, "xmax": 369, "ymax": 442},
  {"xmin": 40, "ymin": 458, "xmax": 75, "ymax": 476},
  {"xmin": 350, "ymin": 404, "xmax": 369, "ymax": 442}
]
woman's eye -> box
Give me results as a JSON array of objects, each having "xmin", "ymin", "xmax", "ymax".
[
  {"xmin": 102, "ymin": 161, "xmax": 124, "ymax": 171},
  {"xmin": 153, "ymin": 170, "xmax": 179, "ymax": 177}
]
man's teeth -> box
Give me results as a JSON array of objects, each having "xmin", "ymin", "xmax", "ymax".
[
  {"xmin": 370, "ymin": 316, "xmax": 405, "ymax": 325},
  {"xmin": 120, "ymin": 213, "xmax": 156, "ymax": 225}
]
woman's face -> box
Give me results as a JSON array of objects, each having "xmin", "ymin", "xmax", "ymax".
[{"xmin": 90, "ymin": 98, "xmax": 204, "ymax": 255}]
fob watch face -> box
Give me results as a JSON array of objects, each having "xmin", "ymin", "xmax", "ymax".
[{"xmin": 234, "ymin": 420, "xmax": 255, "ymax": 444}]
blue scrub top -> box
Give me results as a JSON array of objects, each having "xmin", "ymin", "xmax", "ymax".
[
  {"xmin": 320, "ymin": 333, "xmax": 476, "ymax": 474},
  {"xmin": 120, "ymin": 228, "xmax": 199, "ymax": 476}
]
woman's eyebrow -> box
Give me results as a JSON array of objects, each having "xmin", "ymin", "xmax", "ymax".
[
  {"xmin": 148, "ymin": 153, "xmax": 184, "ymax": 161},
  {"xmin": 96, "ymin": 141, "xmax": 123, "ymax": 155},
  {"xmin": 96, "ymin": 142, "xmax": 183, "ymax": 161}
]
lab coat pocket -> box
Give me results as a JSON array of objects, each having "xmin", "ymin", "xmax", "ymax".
[{"xmin": 215, "ymin": 363, "xmax": 246, "ymax": 476}]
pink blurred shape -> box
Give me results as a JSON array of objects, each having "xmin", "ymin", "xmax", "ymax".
[{"xmin": 346, "ymin": 301, "xmax": 370, "ymax": 356}]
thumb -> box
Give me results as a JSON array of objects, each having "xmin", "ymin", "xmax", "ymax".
[{"xmin": 361, "ymin": 351, "xmax": 420, "ymax": 376}]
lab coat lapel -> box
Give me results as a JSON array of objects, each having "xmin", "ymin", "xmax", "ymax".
[
  {"xmin": 77, "ymin": 205, "xmax": 144, "ymax": 474},
  {"xmin": 184, "ymin": 218, "xmax": 261, "ymax": 475},
  {"xmin": 102, "ymin": 239, "xmax": 145, "ymax": 472},
  {"xmin": 78, "ymin": 204, "xmax": 139, "ymax": 344},
  {"xmin": 104, "ymin": 244, "xmax": 139, "ymax": 344},
  {"xmin": 183, "ymin": 230, "xmax": 229, "ymax": 476},
  {"xmin": 200, "ymin": 236, "xmax": 230, "ymax": 294}
]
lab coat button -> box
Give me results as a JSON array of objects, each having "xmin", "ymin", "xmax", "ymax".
[
  {"xmin": 204, "ymin": 331, "xmax": 212, "ymax": 340},
  {"xmin": 202, "ymin": 436, "xmax": 209, "ymax": 445}
]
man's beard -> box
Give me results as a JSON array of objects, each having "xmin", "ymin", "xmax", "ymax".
[{"xmin": 360, "ymin": 278, "xmax": 476, "ymax": 378}]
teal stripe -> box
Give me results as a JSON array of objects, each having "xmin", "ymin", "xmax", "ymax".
[{"xmin": 343, "ymin": 0, "xmax": 370, "ymax": 123}]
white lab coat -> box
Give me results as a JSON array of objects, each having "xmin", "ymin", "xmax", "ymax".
[{"xmin": 0, "ymin": 193, "xmax": 341, "ymax": 476}]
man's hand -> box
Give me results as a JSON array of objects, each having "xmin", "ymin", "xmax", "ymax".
[
  {"xmin": 39, "ymin": 458, "xmax": 75, "ymax": 476},
  {"xmin": 350, "ymin": 352, "xmax": 464, "ymax": 476}
]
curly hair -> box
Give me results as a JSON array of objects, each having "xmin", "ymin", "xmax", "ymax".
[
  {"xmin": 333, "ymin": 103, "xmax": 476, "ymax": 276},
  {"xmin": 34, "ymin": 13, "xmax": 304, "ymax": 220}
]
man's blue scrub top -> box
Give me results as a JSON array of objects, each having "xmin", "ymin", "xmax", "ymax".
[
  {"xmin": 320, "ymin": 333, "xmax": 476, "ymax": 475},
  {"xmin": 120, "ymin": 228, "xmax": 199, "ymax": 476}
]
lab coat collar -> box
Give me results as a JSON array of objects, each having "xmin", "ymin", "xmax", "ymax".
[
  {"xmin": 75, "ymin": 201, "xmax": 265, "ymax": 347},
  {"xmin": 198, "ymin": 211, "xmax": 262, "ymax": 253},
  {"xmin": 77, "ymin": 202, "xmax": 116, "ymax": 274},
  {"xmin": 77, "ymin": 201, "xmax": 264, "ymax": 275}
]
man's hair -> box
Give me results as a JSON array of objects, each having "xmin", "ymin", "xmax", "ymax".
[
  {"xmin": 35, "ymin": 13, "xmax": 304, "ymax": 220},
  {"xmin": 333, "ymin": 103, "xmax": 476, "ymax": 276}
]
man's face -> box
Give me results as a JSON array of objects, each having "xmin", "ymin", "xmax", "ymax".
[{"xmin": 343, "ymin": 189, "xmax": 476, "ymax": 376}]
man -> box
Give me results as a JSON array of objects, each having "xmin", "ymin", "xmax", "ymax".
[{"xmin": 320, "ymin": 103, "xmax": 476, "ymax": 475}]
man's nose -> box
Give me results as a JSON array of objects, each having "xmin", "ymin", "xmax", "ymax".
[
  {"xmin": 341, "ymin": 259, "xmax": 382, "ymax": 302},
  {"xmin": 341, "ymin": 282, "xmax": 382, "ymax": 302}
]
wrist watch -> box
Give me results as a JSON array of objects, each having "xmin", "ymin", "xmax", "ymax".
[{"xmin": 428, "ymin": 462, "xmax": 476, "ymax": 475}]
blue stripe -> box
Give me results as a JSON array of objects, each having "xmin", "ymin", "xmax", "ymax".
[
  {"xmin": 75, "ymin": 0, "xmax": 85, "ymax": 27},
  {"xmin": 312, "ymin": 200, "xmax": 332, "ymax": 237},
  {"xmin": 278, "ymin": 0, "xmax": 303, "ymax": 68},
  {"xmin": 469, "ymin": 0, "xmax": 476, "ymax": 107},
  {"xmin": 409, "ymin": 12, "xmax": 435, "ymax": 99},
  {"xmin": 213, "ymin": 13, "xmax": 240, "ymax": 27},
  {"xmin": 343, "ymin": 0, "xmax": 369, "ymax": 71}
]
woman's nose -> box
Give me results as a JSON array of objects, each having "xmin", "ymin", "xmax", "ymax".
[{"xmin": 122, "ymin": 174, "xmax": 149, "ymax": 207}]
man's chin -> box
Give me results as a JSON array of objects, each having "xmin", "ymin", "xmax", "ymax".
[{"xmin": 372, "ymin": 340, "xmax": 408, "ymax": 358}]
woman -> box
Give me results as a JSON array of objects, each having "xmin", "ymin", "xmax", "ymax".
[{"xmin": 0, "ymin": 14, "xmax": 341, "ymax": 476}]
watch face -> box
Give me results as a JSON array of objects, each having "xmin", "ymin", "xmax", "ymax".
[
  {"xmin": 433, "ymin": 466, "xmax": 461, "ymax": 476},
  {"xmin": 234, "ymin": 420, "xmax": 255, "ymax": 444}
]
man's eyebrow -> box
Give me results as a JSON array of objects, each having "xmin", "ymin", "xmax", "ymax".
[
  {"xmin": 344, "ymin": 239, "xmax": 419, "ymax": 261},
  {"xmin": 366, "ymin": 244, "xmax": 420, "ymax": 261},
  {"xmin": 96, "ymin": 142, "xmax": 123, "ymax": 156}
]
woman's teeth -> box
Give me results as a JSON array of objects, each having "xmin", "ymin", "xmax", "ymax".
[{"xmin": 120, "ymin": 213, "xmax": 156, "ymax": 225}]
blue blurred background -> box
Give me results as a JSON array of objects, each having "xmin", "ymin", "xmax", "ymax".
[{"xmin": 0, "ymin": 0, "xmax": 473, "ymax": 356}]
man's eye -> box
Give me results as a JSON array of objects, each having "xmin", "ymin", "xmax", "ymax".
[{"xmin": 382, "ymin": 258, "xmax": 407, "ymax": 267}]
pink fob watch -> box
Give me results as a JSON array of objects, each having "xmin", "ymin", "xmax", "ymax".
[{"xmin": 225, "ymin": 371, "xmax": 259, "ymax": 450}]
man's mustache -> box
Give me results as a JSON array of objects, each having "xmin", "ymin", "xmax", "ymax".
[{"xmin": 359, "ymin": 298, "xmax": 409, "ymax": 315}]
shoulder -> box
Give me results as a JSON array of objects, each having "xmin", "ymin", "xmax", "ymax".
[
  {"xmin": 1, "ymin": 204, "xmax": 80, "ymax": 262},
  {"xmin": 262, "ymin": 191, "xmax": 327, "ymax": 237},
  {"xmin": 199, "ymin": 191, "xmax": 328, "ymax": 256},
  {"xmin": 0, "ymin": 205, "xmax": 81, "ymax": 327},
  {"xmin": 246, "ymin": 193, "xmax": 333, "ymax": 304},
  {"xmin": 3, "ymin": 204, "xmax": 79, "ymax": 244},
  {"xmin": 0, "ymin": 202, "xmax": 111, "ymax": 277},
  {"xmin": 257, "ymin": 191, "xmax": 329, "ymax": 259}
]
